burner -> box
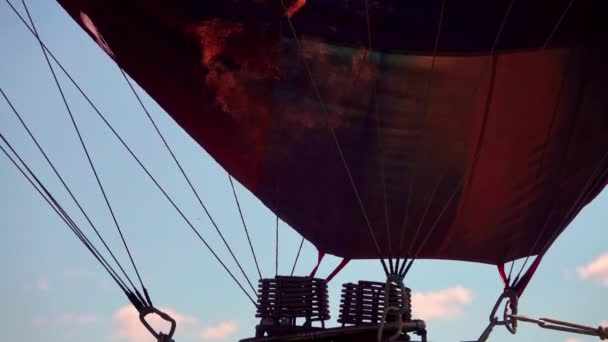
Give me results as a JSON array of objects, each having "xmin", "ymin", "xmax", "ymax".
[
  {"xmin": 255, "ymin": 276, "xmax": 330, "ymax": 338},
  {"xmin": 339, "ymin": 280, "xmax": 412, "ymax": 326}
]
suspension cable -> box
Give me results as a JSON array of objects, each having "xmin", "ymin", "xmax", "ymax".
[
  {"xmin": 274, "ymin": 2, "xmax": 387, "ymax": 277},
  {"xmin": 228, "ymin": 175, "xmax": 263, "ymax": 280},
  {"xmin": 508, "ymin": 2, "xmax": 579, "ymax": 270},
  {"xmin": 290, "ymin": 237, "xmax": 305, "ymax": 276},
  {"xmin": 393, "ymin": 0, "xmax": 447, "ymax": 276},
  {"xmin": 543, "ymin": 0, "xmax": 576, "ymax": 49},
  {"xmin": 494, "ymin": 71, "xmax": 569, "ymax": 287},
  {"xmin": 399, "ymin": 176, "xmax": 463, "ymax": 276},
  {"xmin": 506, "ymin": 256, "xmax": 517, "ymax": 285},
  {"xmin": 19, "ymin": 0, "xmax": 150, "ymax": 303},
  {"xmin": 401, "ymin": 53, "xmax": 496, "ymax": 276},
  {"xmin": 499, "ymin": 0, "xmax": 587, "ymax": 285},
  {"xmin": 406, "ymin": 175, "xmax": 445, "ymax": 258},
  {"xmin": 471, "ymin": 5, "xmax": 603, "ymax": 338},
  {"xmin": 0, "ymin": 87, "xmax": 141, "ymax": 296},
  {"xmin": 507, "ymin": 46, "xmax": 576, "ymax": 287},
  {"xmin": 0, "ymin": 133, "xmax": 130, "ymax": 293},
  {"xmin": 275, "ymin": 215, "xmax": 279, "ymax": 276},
  {"xmin": 396, "ymin": 173, "xmax": 414, "ymax": 273},
  {"xmin": 363, "ymin": 0, "xmax": 393, "ymax": 274},
  {"xmin": 279, "ymin": 0, "xmax": 389, "ymax": 274},
  {"xmin": 399, "ymin": 0, "xmax": 517, "ymax": 276},
  {"xmin": 4, "ymin": 1, "xmax": 256, "ymax": 305},
  {"xmin": 538, "ymin": 150, "xmax": 608, "ymax": 256},
  {"xmin": 2, "ymin": 118, "xmax": 176, "ymax": 342},
  {"xmin": 114, "ymin": 66, "xmax": 258, "ymax": 295},
  {"xmin": 534, "ymin": 66, "xmax": 608, "ymax": 259}
]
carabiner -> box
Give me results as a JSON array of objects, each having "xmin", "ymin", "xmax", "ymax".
[
  {"xmin": 488, "ymin": 289, "xmax": 518, "ymax": 334},
  {"xmin": 139, "ymin": 306, "xmax": 177, "ymax": 342}
]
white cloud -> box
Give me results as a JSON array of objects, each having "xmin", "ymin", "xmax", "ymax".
[
  {"xmin": 563, "ymin": 338, "xmax": 582, "ymax": 342},
  {"xmin": 411, "ymin": 286, "xmax": 472, "ymax": 320},
  {"xmin": 199, "ymin": 321, "xmax": 239, "ymax": 341},
  {"xmin": 113, "ymin": 305, "xmax": 197, "ymax": 342},
  {"xmin": 577, "ymin": 252, "xmax": 608, "ymax": 286},
  {"xmin": 37, "ymin": 277, "xmax": 50, "ymax": 292}
]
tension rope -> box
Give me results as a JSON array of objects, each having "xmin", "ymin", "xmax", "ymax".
[
  {"xmin": 0, "ymin": 131, "xmax": 177, "ymax": 342},
  {"xmin": 512, "ymin": 315, "xmax": 607, "ymax": 340},
  {"xmin": 18, "ymin": 0, "xmax": 151, "ymax": 303}
]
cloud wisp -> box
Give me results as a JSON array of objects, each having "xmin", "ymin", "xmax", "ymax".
[
  {"xmin": 577, "ymin": 252, "xmax": 608, "ymax": 286},
  {"xmin": 411, "ymin": 286, "xmax": 473, "ymax": 320},
  {"xmin": 112, "ymin": 305, "xmax": 197, "ymax": 342},
  {"xmin": 111, "ymin": 304, "xmax": 240, "ymax": 342},
  {"xmin": 36, "ymin": 277, "xmax": 50, "ymax": 292}
]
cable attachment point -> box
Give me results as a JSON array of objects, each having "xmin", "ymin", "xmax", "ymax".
[
  {"xmin": 469, "ymin": 289, "xmax": 519, "ymax": 342},
  {"xmin": 139, "ymin": 306, "xmax": 177, "ymax": 342},
  {"xmin": 491, "ymin": 289, "xmax": 518, "ymax": 334}
]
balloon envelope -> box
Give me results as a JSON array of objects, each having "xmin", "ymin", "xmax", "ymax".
[{"xmin": 57, "ymin": 0, "xmax": 608, "ymax": 264}]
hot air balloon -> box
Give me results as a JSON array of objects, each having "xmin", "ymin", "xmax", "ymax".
[{"xmin": 2, "ymin": 0, "xmax": 607, "ymax": 341}]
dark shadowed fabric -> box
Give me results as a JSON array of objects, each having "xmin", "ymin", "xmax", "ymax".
[{"xmin": 57, "ymin": 0, "xmax": 608, "ymax": 264}]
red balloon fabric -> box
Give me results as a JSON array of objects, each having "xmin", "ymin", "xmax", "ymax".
[{"xmin": 57, "ymin": 0, "xmax": 608, "ymax": 264}]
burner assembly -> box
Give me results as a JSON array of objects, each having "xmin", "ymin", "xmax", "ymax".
[{"xmin": 242, "ymin": 276, "xmax": 426, "ymax": 342}]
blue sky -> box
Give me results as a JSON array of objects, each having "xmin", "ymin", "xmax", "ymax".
[{"xmin": 1, "ymin": 1, "xmax": 606, "ymax": 342}]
